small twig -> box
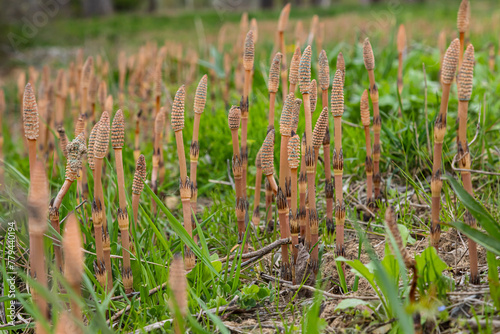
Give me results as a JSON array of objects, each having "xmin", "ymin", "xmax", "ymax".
[
  {"xmin": 451, "ymin": 152, "xmax": 500, "ymax": 176},
  {"xmin": 221, "ymin": 237, "xmax": 291, "ymax": 263},
  {"xmin": 341, "ymin": 119, "xmax": 362, "ymax": 128}
]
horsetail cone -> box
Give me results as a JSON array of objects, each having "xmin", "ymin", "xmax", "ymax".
[
  {"xmin": 111, "ymin": 109, "xmax": 125, "ymax": 149},
  {"xmin": 23, "ymin": 83, "xmax": 39, "ymax": 140},
  {"xmin": 288, "ymin": 132, "xmax": 301, "ymax": 170},
  {"xmin": 58, "ymin": 126, "xmax": 69, "ymax": 158},
  {"xmin": 243, "ymin": 30, "xmax": 255, "ymax": 71},
  {"xmin": 299, "ymin": 45, "xmax": 312, "ymax": 94},
  {"xmin": 458, "ymin": 45, "xmax": 475, "ymax": 101},
  {"xmin": 336, "ymin": 52, "xmax": 345, "ymax": 82},
  {"xmin": 330, "ymin": 70, "xmax": 345, "ymax": 117},
  {"xmin": 292, "ymin": 99, "xmax": 302, "ymax": 133},
  {"xmin": 228, "ymin": 105, "xmax": 242, "ymax": 130},
  {"xmin": 74, "ymin": 115, "xmax": 85, "ymax": 137},
  {"xmin": 442, "ymin": 39, "xmax": 460, "ymax": 85},
  {"xmin": 457, "ymin": 0, "xmax": 470, "ymax": 33},
  {"xmin": 132, "ymin": 154, "xmax": 147, "ymax": 195},
  {"xmin": 194, "ymin": 75, "xmax": 208, "ymax": 114},
  {"xmin": 280, "ymin": 93, "xmax": 295, "ymax": 136},
  {"xmin": 385, "ymin": 207, "xmax": 415, "ymax": 267},
  {"xmin": 312, "ymin": 107, "xmax": 329, "ymax": 148},
  {"xmin": 269, "ymin": 53, "xmax": 282, "ymax": 93},
  {"xmin": 169, "ymin": 254, "xmax": 188, "ymax": 316},
  {"xmin": 155, "ymin": 108, "xmax": 166, "ymax": 135},
  {"xmin": 360, "ymin": 90, "xmax": 371, "ymax": 127},
  {"xmin": 65, "ymin": 133, "xmax": 87, "ymax": 181},
  {"xmin": 261, "ymin": 129, "xmax": 275, "ymax": 176},
  {"xmin": 289, "ymin": 47, "xmax": 301, "ymax": 85},
  {"xmin": 318, "ymin": 50, "xmax": 330, "ymax": 90},
  {"xmin": 88, "ymin": 121, "xmax": 99, "ymax": 170},
  {"xmin": 309, "ymin": 80, "xmax": 318, "ymax": 113},
  {"xmin": 95, "ymin": 111, "xmax": 110, "ymax": 159},
  {"xmin": 363, "ymin": 38, "xmax": 375, "ymax": 71},
  {"xmin": 171, "ymin": 85, "xmax": 186, "ymax": 132},
  {"xmin": 277, "ymin": 3, "xmax": 291, "ymax": 32},
  {"xmin": 63, "ymin": 214, "xmax": 84, "ymax": 287}
]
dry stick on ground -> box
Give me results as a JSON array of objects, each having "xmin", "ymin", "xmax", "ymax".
[
  {"xmin": 50, "ymin": 133, "xmax": 87, "ymax": 272},
  {"xmin": 360, "ymin": 90, "xmax": 374, "ymax": 209},
  {"xmin": 384, "ymin": 207, "xmax": 417, "ymax": 303},
  {"xmin": 430, "ymin": 39, "xmax": 460, "ymax": 249},
  {"xmin": 93, "ymin": 112, "xmax": 112, "ymax": 291},
  {"xmin": 28, "ymin": 161, "xmax": 49, "ymax": 334},
  {"xmin": 363, "ymin": 38, "xmax": 382, "ymax": 200},
  {"xmin": 169, "ymin": 254, "xmax": 188, "ymax": 334},
  {"xmin": 190, "ymin": 75, "xmax": 208, "ymax": 240},
  {"xmin": 457, "ymin": 0, "xmax": 470, "ymax": 76},
  {"xmin": 252, "ymin": 150, "xmax": 263, "ymax": 227},
  {"xmin": 241, "ymin": 30, "xmax": 255, "ymax": 200},
  {"xmin": 268, "ymin": 52, "xmax": 282, "ymax": 130},
  {"xmin": 23, "ymin": 83, "xmax": 39, "ymax": 180},
  {"xmin": 397, "ymin": 24, "xmax": 406, "ymax": 117},
  {"xmin": 289, "ymin": 47, "xmax": 301, "ymax": 95},
  {"xmin": 318, "ymin": 50, "xmax": 334, "ymax": 236},
  {"xmin": 277, "ymin": 3, "xmax": 291, "ymax": 101},
  {"xmin": 132, "ymin": 155, "xmax": 147, "ymax": 226},
  {"xmin": 331, "ymin": 69, "xmax": 346, "ymax": 258},
  {"xmin": 278, "ymin": 93, "xmax": 295, "ymax": 280},
  {"xmin": 287, "ymin": 132, "xmax": 300, "ymax": 279},
  {"xmin": 111, "ymin": 110, "xmax": 133, "ymax": 293},
  {"xmin": 63, "ymin": 213, "xmax": 85, "ymax": 323},
  {"xmin": 457, "ymin": 45, "xmax": 479, "ymax": 285},
  {"xmin": 171, "ymin": 85, "xmax": 196, "ymax": 270},
  {"xmin": 151, "ymin": 108, "xmax": 166, "ymax": 214}
]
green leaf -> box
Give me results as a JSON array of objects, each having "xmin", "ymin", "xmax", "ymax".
[
  {"xmin": 486, "ymin": 252, "xmax": 500, "ymax": 310},
  {"xmin": 415, "ymin": 247, "xmax": 448, "ymax": 283},
  {"xmin": 450, "ymin": 222, "xmax": 500, "ymax": 256},
  {"xmin": 334, "ymin": 299, "xmax": 370, "ymax": 312},
  {"xmin": 444, "ymin": 175, "xmax": 500, "ymax": 240}
]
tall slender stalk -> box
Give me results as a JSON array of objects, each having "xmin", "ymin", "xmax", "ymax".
[
  {"xmin": 360, "ymin": 90, "xmax": 374, "ymax": 208},
  {"xmin": 438, "ymin": 30, "xmax": 447, "ymax": 84},
  {"xmin": 289, "ymin": 47, "xmax": 301, "ymax": 95},
  {"xmin": 190, "ymin": 75, "xmax": 208, "ymax": 240},
  {"xmin": 23, "ymin": 83, "xmax": 39, "ymax": 180},
  {"xmin": 172, "ymin": 85, "xmax": 196, "ymax": 270},
  {"xmin": 331, "ymin": 69, "xmax": 345, "ymax": 258},
  {"xmin": 252, "ymin": 150, "xmax": 263, "ymax": 227},
  {"xmin": 63, "ymin": 213, "xmax": 84, "ymax": 322},
  {"xmin": 132, "ymin": 155, "xmax": 147, "ymax": 226},
  {"xmin": 268, "ymin": 53, "xmax": 282, "ymax": 130},
  {"xmin": 457, "ymin": 45, "xmax": 479, "ymax": 284},
  {"xmin": 169, "ymin": 254, "xmax": 188, "ymax": 334},
  {"xmin": 363, "ymin": 38, "xmax": 382, "ymax": 199},
  {"xmin": 287, "ymin": 131, "xmax": 300, "ymax": 279},
  {"xmin": 298, "ymin": 135, "xmax": 307, "ymax": 244},
  {"xmin": 277, "ymin": 3, "xmax": 291, "ymax": 101},
  {"xmin": 397, "ymin": 24, "xmax": 406, "ymax": 117},
  {"xmin": 241, "ymin": 31, "xmax": 255, "ymax": 198},
  {"xmin": 28, "ymin": 161, "xmax": 49, "ymax": 334},
  {"xmin": 430, "ymin": 39, "xmax": 460, "ymax": 249}
]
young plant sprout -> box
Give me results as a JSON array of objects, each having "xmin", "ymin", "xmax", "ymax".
[
  {"xmin": 260, "ymin": 129, "xmax": 278, "ymax": 195},
  {"xmin": 457, "ymin": 45, "xmax": 479, "ymax": 284},
  {"xmin": 289, "ymin": 47, "xmax": 301, "ymax": 95},
  {"xmin": 23, "ymin": 83, "xmax": 39, "ymax": 179},
  {"xmin": 360, "ymin": 90, "xmax": 374, "ymax": 208},
  {"xmin": 457, "ymin": 0, "xmax": 470, "ymax": 71},
  {"xmin": 430, "ymin": 39, "xmax": 460, "ymax": 249},
  {"xmin": 268, "ymin": 52, "xmax": 282, "ymax": 130}
]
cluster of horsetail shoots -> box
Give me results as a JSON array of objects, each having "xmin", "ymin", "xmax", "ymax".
[
  {"xmin": 331, "ymin": 69, "xmax": 346, "ymax": 257},
  {"xmin": 172, "ymin": 85, "xmax": 196, "ymax": 269},
  {"xmin": 430, "ymin": 39, "xmax": 460, "ymax": 249},
  {"xmin": 457, "ymin": 45, "xmax": 479, "ymax": 285},
  {"xmin": 363, "ymin": 38, "xmax": 382, "ymax": 200}
]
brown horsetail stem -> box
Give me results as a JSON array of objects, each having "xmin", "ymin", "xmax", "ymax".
[
  {"xmin": 111, "ymin": 109, "xmax": 133, "ymax": 292},
  {"xmin": 268, "ymin": 52, "xmax": 282, "ymax": 130},
  {"xmin": 241, "ymin": 30, "xmax": 254, "ymax": 199},
  {"xmin": 152, "ymin": 107, "xmax": 166, "ymax": 213},
  {"xmin": 63, "ymin": 213, "xmax": 84, "ymax": 321},
  {"xmin": 289, "ymin": 47, "xmax": 301, "ymax": 95},
  {"xmin": 28, "ymin": 161, "xmax": 49, "ymax": 333},
  {"xmin": 318, "ymin": 49, "xmax": 333, "ymax": 234},
  {"xmin": 363, "ymin": 38, "xmax": 382, "ymax": 199},
  {"xmin": 397, "ymin": 24, "xmax": 406, "ymax": 116},
  {"xmin": 132, "ymin": 154, "xmax": 147, "ymax": 225},
  {"xmin": 385, "ymin": 207, "xmax": 417, "ymax": 303},
  {"xmin": 261, "ymin": 129, "xmax": 278, "ymax": 195},
  {"xmin": 172, "ymin": 85, "xmax": 196, "ymax": 270},
  {"xmin": 190, "ymin": 75, "xmax": 208, "ymax": 232},
  {"xmin": 457, "ymin": 44, "xmax": 479, "ymax": 285},
  {"xmin": 23, "ymin": 83, "xmax": 39, "ymax": 180},
  {"xmin": 457, "ymin": 0, "xmax": 469, "ymax": 71},
  {"xmin": 298, "ymin": 134, "xmax": 307, "ymax": 244},
  {"xmin": 360, "ymin": 90, "xmax": 374, "ymax": 208},
  {"xmin": 288, "ymin": 131, "xmax": 300, "ymax": 272},
  {"xmin": 277, "ymin": 3, "xmax": 291, "ymax": 100},
  {"xmin": 331, "ymin": 69, "xmax": 345, "ymax": 257},
  {"xmin": 276, "ymin": 187, "xmax": 291, "ymax": 280},
  {"xmin": 252, "ymin": 150, "xmax": 263, "ymax": 227},
  {"xmin": 51, "ymin": 132, "xmax": 86, "ymax": 271},
  {"xmin": 169, "ymin": 254, "xmax": 188, "ymax": 334},
  {"xmin": 430, "ymin": 38, "xmax": 460, "ymax": 249}
]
